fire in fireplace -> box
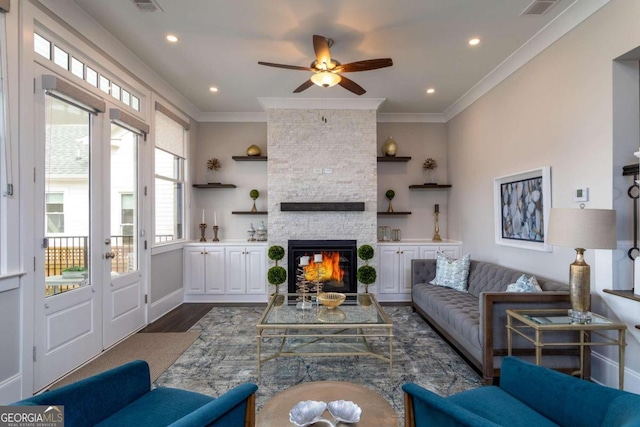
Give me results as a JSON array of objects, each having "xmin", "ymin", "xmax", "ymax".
[{"xmin": 287, "ymin": 240, "xmax": 357, "ymax": 294}]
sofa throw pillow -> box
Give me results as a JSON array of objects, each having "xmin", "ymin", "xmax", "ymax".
[
  {"xmin": 506, "ymin": 274, "xmax": 542, "ymax": 293},
  {"xmin": 429, "ymin": 252, "xmax": 470, "ymax": 292}
]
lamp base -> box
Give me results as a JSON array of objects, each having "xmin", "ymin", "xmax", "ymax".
[{"xmin": 568, "ymin": 309, "xmax": 592, "ymax": 324}]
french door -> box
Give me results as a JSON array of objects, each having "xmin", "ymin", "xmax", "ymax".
[
  {"xmin": 102, "ymin": 121, "xmax": 145, "ymax": 348},
  {"xmin": 34, "ymin": 70, "xmax": 146, "ymax": 390}
]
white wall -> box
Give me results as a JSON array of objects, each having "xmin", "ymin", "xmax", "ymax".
[
  {"xmin": 376, "ymin": 123, "xmax": 449, "ymax": 240},
  {"xmin": 193, "ymin": 122, "xmax": 267, "ymax": 240},
  {"xmin": 446, "ymin": 0, "xmax": 640, "ymax": 390}
]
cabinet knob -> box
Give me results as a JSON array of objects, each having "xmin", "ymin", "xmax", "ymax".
[{"xmin": 401, "ymin": 251, "xmax": 404, "ymax": 254}]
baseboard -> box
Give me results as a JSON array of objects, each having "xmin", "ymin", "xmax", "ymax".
[
  {"xmin": 149, "ymin": 288, "xmax": 183, "ymax": 323},
  {"xmin": 0, "ymin": 373, "xmax": 22, "ymax": 404},
  {"xmin": 591, "ymin": 351, "xmax": 640, "ymax": 393}
]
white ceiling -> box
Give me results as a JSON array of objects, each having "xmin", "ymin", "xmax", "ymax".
[{"xmin": 71, "ymin": 0, "xmax": 595, "ymax": 116}]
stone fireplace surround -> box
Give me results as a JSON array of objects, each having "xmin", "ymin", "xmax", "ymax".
[{"xmin": 263, "ymin": 99, "xmax": 383, "ymax": 288}]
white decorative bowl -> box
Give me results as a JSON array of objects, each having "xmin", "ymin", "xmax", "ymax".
[
  {"xmin": 289, "ymin": 400, "xmax": 327, "ymax": 426},
  {"xmin": 328, "ymin": 400, "xmax": 362, "ymax": 423}
]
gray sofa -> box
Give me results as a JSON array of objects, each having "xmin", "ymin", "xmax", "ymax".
[{"xmin": 411, "ymin": 258, "xmax": 579, "ymax": 384}]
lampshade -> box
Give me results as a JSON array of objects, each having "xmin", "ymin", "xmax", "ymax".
[
  {"xmin": 547, "ymin": 208, "xmax": 617, "ymax": 249},
  {"xmin": 311, "ymin": 71, "xmax": 341, "ymax": 88}
]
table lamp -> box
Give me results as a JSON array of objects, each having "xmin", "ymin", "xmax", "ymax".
[{"xmin": 546, "ymin": 207, "xmax": 616, "ymax": 323}]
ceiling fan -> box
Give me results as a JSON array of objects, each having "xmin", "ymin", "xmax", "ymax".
[{"xmin": 258, "ymin": 35, "xmax": 393, "ymax": 95}]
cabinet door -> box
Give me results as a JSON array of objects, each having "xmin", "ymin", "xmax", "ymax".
[
  {"xmin": 378, "ymin": 246, "xmax": 400, "ymax": 294},
  {"xmin": 400, "ymin": 246, "xmax": 420, "ymax": 293},
  {"xmin": 419, "ymin": 246, "xmax": 438, "ymax": 259},
  {"xmin": 205, "ymin": 247, "xmax": 225, "ymax": 294},
  {"xmin": 225, "ymin": 247, "xmax": 246, "ymax": 294},
  {"xmin": 245, "ymin": 247, "xmax": 266, "ymax": 294},
  {"xmin": 184, "ymin": 248, "xmax": 205, "ymax": 294},
  {"xmin": 439, "ymin": 246, "xmax": 461, "ymax": 259}
]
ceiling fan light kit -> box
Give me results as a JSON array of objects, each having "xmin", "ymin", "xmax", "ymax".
[
  {"xmin": 258, "ymin": 34, "xmax": 392, "ymax": 95},
  {"xmin": 311, "ymin": 71, "xmax": 341, "ymax": 88}
]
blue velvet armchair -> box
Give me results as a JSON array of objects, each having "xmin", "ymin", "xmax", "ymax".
[
  {"xmin": 13, "ymin": 360, "xmax": 258, "ymax": 427},
  {"xmin": 403, "ymin": 356, "xmax": 640, "ymax": 427}
]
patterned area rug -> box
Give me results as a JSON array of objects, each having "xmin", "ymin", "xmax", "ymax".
[{"xmin": 155, "ymin": 306, "xmax": 482, "ymax": 424}]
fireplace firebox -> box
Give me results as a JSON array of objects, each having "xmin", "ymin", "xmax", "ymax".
[{"xmin": 287, "ymin": 240, "xmax": 357, "ymax": 294}]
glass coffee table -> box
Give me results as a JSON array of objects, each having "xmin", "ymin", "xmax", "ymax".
[{"xmin": 256, "ymin": 293, "xmax": 393, "ymax": 381}]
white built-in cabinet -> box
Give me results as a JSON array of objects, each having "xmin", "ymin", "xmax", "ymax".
[
  {"xmin": 374, "ymin": 241, "xmax": 462, "ymax": 302},
  {"xmin": 183, "ymin": 242, "xmax": 267, "ymax": 302}
]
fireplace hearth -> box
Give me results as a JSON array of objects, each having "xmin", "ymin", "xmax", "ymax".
[{"xmin": 287, "ymin": 240, "xmax": 357, "ymax": 294}]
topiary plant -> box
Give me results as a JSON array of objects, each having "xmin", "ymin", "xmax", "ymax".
[
  {"xmin": 385, "ymin": 189, "xmax": 395, "ymax": 200},
  {"xmin": 267, "ymin": 266, "xmax": 287, "ymax": 294},
  {"xmin": 268, "ymin": 245, "xmax": 285, "ymax": 263},
  {"xmin": 250, "ymin": 189, "xmax": 260, "ymax": 200},
  {"xmin": 267, "ymin": 245, "xmax": 286, "ymax": 294},
  {"xmin": 357, "ymin": 244, "xmax": 376, "ymax": 293}
]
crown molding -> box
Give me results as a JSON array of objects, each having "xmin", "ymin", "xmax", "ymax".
[
  {"xmin": 443, "ymin": 0, "xmax": 610, "ymax": 121},
  {"xmin": 377, "ymin": 113, "xmax": 445, "ymax": 123},
  {"xmin": 198, "ymin": 112, "xmax": 267, "ymax": 122},
  {"xmin": 258, "ymin": 97, "xmax": 386, "ymax": 111}
]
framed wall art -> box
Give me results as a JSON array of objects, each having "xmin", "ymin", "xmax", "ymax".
[{"xmin": 494, "ymin": 167, "xmax": 551, "ymax": 252}]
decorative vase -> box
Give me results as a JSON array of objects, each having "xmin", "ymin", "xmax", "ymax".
[
  {"xmin": 424, "ymin": 169, "xmax": 437, "ymax": 185},
  {"xmin": 206, "ymin": 169, "xmax": 219, "ymax": 184},
  {"xmin": 382, "ymin": 136, "xmax": 398, "ymax": 157},
  {"xmin": 256, "ymin": 221, "xmax": 267, "ymax": 241},
  {"xmin": 246, "ymin": 144, "xmax": 261, "ymax": 156}
]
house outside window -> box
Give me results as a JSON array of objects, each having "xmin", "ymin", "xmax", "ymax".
[
  {"xmin": 46, "ymin": 192, "xmax": 64, "ymax": 233},
  {"xmin": 121, "ymin": 193, "xmax": 134, "ymax": 236}
]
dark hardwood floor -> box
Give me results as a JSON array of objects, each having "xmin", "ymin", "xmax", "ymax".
[{"xmin": 140, "ymin": 303, "xmax": 215, "ymax": 332}]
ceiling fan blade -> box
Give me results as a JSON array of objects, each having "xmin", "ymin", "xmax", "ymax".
[
  {"xmin": 338, "ymin": 76, "xmax": 366, "ymax": 95},
  {"xmin": 313, "ymin": 35, "xmax": 332, "ymax": 68},
  {"xmin": 335, "ymin": 58, "xmax": 393, "ymax": 73},
  {"xmin": 293, "ymin": 79, "xmax": 314, "ymax": 93},
  {"xmin": 258, "ymin": 61, "xmax": 314, "ymax": 71}
]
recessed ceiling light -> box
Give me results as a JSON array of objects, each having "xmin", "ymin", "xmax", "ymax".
[
  {"xmin": 426, "ymin": 88, "xmax": 435, "ymax": 94},
  {"xmin": 468, "ymin": 38, "xmax": 480, "ymax": 46},
  {"xmin": 209, "ymin": 86, "xmax": 219, "ymax": 93},
  {"xmin": 166, "ymin": 34, "xmax": 179, "ymax": 43}
]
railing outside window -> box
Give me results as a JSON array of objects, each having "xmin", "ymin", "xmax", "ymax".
[{"xmin": 44, "ymin": 235, "xmax": 139, "ymax": 276}]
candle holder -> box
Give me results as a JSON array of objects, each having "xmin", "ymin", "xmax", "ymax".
[
  {"xmin": 433, "ymin": 212, "xmax": 442, "ymax": 242},
  {"xmin": 212, "ymin": 225, "xmax": 220, "ymax": 242},
  {"xmin": 199, "ymin": 223, "xmax": 207, "ymax": 242}
]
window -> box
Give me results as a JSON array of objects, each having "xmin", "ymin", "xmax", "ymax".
[
  {"xmin": 121, "ymin": 193, "xmax": 134, "ymax": 236},
  {"xmin": 154, "ymin": 108, "xmax": 187, "ymax": 244},
  {"xmin": 34, "ymin": 31, "xmax": 142, "ymax": 111},
  {"xmin": 46, "ymin": 192, "xmax": 64, "ymax": 233}
]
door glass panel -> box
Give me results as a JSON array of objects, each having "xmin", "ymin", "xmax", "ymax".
[
  {"xmin": 44, "ymin": 96, "xmax": 90, "ymax": 297},
  {"xmin": 111, "ymin": 124, "xmax": 138, "ymax": 274}
]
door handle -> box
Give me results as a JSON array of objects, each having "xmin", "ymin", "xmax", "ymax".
[{"xmin": 105, "ymin": 252, "xmax": 115, "ymax": 259}]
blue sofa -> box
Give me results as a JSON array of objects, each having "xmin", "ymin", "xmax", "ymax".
[
  {"xmin": 403, "ymin": 356, "xmax": 640, "ymax": 427},
  {"xmin": 13, "ymin": 360, "xmax": 258, "ymax": 427}
]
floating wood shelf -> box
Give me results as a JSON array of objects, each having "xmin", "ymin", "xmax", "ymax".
[
  {"xmin": 231, "ymin": 211, "xmax": 268, "ymax": 215},
  {"xmin": 603, "ymin": 289, "xmax": 640, "ymax": 303},
  {"xmin": 281, "ymin": 202, "xmax": 365, "ymax": 212},
  {"xmin": 232, "ymin": 156, "xmax": 267, "ymax": 161},
  {"xmin": 377, "ymin": 211, "xmax": 412, "ymax": 215},
  {"xmin": 377, "ymin": 156, "xmax": 411, "ymax": 162},
  {"xmin": 193, "ymin": 183, "xmax": 237, "ymax": 189},
  {"xmin": 409, "ymin": 184, "xmax": 452, "ymax": 189}
]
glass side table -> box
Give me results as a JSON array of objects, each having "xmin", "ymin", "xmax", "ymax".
[{"xmin": 506, "ymin": 308, "xmax": 627, "ymax": 389}]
